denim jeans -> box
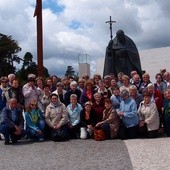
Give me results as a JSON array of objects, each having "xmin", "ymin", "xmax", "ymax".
[
  {"xmin": 0, "ymin": 123, "xmax": 25, "ymax": 142},
  {"xmin": 26, "ymin": 120, "xmax": 45, "ymax": 140}
]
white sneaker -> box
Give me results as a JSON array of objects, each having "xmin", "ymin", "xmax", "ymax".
[
  {"xmin": 0, "ymin": 133, "xmax": 5, "ymax": 140},
  {"xmin": 80, "ymin": 127, "xmax": 87, "ymax": 139},
  {"xmin": 38, "ymin": 138, "xmax": 44, "ymax": 142}
]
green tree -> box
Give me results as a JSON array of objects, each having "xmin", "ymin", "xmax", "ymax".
[
  {"xmin": 65, "ymin": 66, "xmax": 75, "ymax": 77},
  {"xmin": 16, "ymin": 52, "xmax": 50, "ymax": 84},
  {"xmin": 22, "ymin": 52, "xmax": 33, "ymax": 69},
  {"xmin": 0, "ymin": 33, "xmax": 21, "ymax": 76}
]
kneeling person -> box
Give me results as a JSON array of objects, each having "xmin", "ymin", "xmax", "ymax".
[
  {"xmin": 45, "ymin": 94, "xmax": 70, "ymax": 141},
  {"xmin": 25, "ymin": 100, "xmax": 45, "ymax": 141},
  {"xmin": 0, "ymin": 98, "xmax": 25, "ymax": 145},
  {"xmin": 95, "ymin": 98, "xmax": 120, "ymax": 139}
]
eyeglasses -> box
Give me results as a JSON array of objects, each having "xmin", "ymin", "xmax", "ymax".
[{"xmin": 30, "ymin": 104, "xmax": 37, "ymax": 106}]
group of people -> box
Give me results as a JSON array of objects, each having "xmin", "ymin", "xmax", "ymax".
[{"xmin": 0, "ymin": 68, "xmax": 170, "ymax": 145}]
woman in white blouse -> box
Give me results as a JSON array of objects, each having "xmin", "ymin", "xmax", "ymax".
[{"xmin": 138, "ymin": 91, "xmax": 160, "ymax": 138}]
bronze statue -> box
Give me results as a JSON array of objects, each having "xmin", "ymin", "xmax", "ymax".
[{"xmin": 103, "ymin": 30, "xmax": 142, "ymax": 78}]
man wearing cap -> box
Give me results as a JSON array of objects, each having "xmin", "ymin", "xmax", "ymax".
[{"xmin": 22, "ymin": 74, "xmax": 41, "ymax": 107}]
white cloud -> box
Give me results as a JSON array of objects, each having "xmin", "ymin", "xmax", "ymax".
[{"xmin": 0, "ymin": 0, "xmax": 170, "ymax": 77}]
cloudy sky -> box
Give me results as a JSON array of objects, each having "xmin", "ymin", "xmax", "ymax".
[{"xmin": 0, "ymin": 0, "xmax": 170, "ymax": 77}]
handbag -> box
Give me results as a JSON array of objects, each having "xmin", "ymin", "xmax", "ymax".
[{"xmin": 94, "ymin": 127, "xmax": 106, "ymax": 141}]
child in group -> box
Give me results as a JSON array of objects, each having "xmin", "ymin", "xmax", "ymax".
[{"xmin": 25, "ymin": 100, "xmax": 45, "ymax": 141}]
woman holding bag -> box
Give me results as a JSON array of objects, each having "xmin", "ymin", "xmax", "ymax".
[{"xmin": 95, "ymin": 98, "xmax": 120, "ymax": 140}]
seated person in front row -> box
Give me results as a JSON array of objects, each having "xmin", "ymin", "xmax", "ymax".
[
  {"xmin": 95, "ymin": 98, "xmax": 120, "ymax": 139},
  {"xmin": 0, "ymin": 98, "xmax": 25, "ymax": 145},
  {"xmin": 80, "ymin": 101, "xmax": 95, "ymax": 139},
  {"xmin": 45, "ymin": 93, "xmax": 70, "ymax": 141},
  {"xmin": 67, "ymin": 94, "xmax": 83, "ymax": 139},
  {"xmin": 25, "ymin": 100, "xmax": 45, "ymax": 141}
]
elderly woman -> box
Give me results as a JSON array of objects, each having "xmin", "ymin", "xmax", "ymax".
[
  {"xmin": 117, "ymin": 89, "xmax": 139, "ymax": 139},
  {"xmin": 92, "ymin": 92, "xmax": 105, "ymax": 124},
  {"xmin": 38, "ymin": 84, "xmax": 51, "ymax": 114},
  {"xmin": 93, "ymin": 74, "xmax": 102, "ymax": 91},
  {"xmin": 138, "ymin": 91, "xmax": 160, "ymax": 138},
  {"xmin": 52, "ymin": 82, "xmax": 67, "ymax": 104},
  {"xmin": 95, "ymin": 98, "xmax": 120, "ymax": 139},
  {"xmin": 139, "ymin": 73, "xmax": 151, "ymax": 94},
  {"xmin": 97, "ymin": 80, "xmax": 111, "ymax": 100},
  {"xmin": 64, "ymin": 81, "xmax": 81, "ymax": 106},
  {"xmin": 78, "ymin": 78, "xmax": 85, "ymax": 93},
  {"xmin": 119, "ymin": 75, "xmax": 131, "ymax": 93},
  {"xmin": 45, "ymin": 93, "xmax": 70, "ymax": 141},
  {"xmin": 154, "ymin": 73, "xmax": 163, "ymax": 90},
  {"xmin": 67, "ymin": 94, "xmax": 83, "ymax": 139},
  {"xmin": 108, "ymin": 78, "xmax": 118, "ymax": 95},
  {"xmin": 129, "ymin": 85, "xmax": 143, "ymax": 109},
  {"xmin": 146, "ymin": 83, "xmax": 163, "ymax": 127}
]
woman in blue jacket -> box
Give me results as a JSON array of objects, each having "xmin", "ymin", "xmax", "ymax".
[
  {"xmin": 117, "ymin": 89, "xmax": 139, "ymax": 139},
  {"xmin": 25, "ymin": 100, "xmax": 45, "ymax": 141}
]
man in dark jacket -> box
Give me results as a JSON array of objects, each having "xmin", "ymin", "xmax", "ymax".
[{"xmin": 0, "ymin": 98, "xmax": 25, "ymax": 145}]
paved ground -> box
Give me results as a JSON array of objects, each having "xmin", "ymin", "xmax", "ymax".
[{"xmin": 0, "ymin": 137, "xmax": 170, "ymax": 170}]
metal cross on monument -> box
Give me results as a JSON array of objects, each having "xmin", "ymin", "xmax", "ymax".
[
  {"xmin": 105, "ymin": 16, "xmax": 116, "ymax": 40},
  {"xmin": 34, "ymin": 0, "xmax": 43, "ymax": 77}
]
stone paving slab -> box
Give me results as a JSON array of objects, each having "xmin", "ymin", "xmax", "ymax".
[
  {"xmin": 0, "ymin": 138, "xmax": 170, "ymax": 170},
  {"xmin": 124, "ymin": 138, "xmax": 170, "ymax": 170}
]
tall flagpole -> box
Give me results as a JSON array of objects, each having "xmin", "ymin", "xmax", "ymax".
[{"xmin": 34, "ymin": 0, "xmax": 43, "ymax": 77}]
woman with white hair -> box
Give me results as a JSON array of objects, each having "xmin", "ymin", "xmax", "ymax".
[
  {"xmin": 146, "ymin": 83, "xmax": 163, "ymax": 129},
  {"xmin": 7, "ymin": 74, "xmax": 16, "ymax": 86},
  {"xmin": 129, "ymin": 85, "xmax": 143, "ymax": 109},
  {"xmin": 67, "ymin": 94, "xmax": 82, "ymax": 139},
  {"xmin": 92, "ymin": 92, "xmax": 105, "ymax": 124},
  {"xmin": 64, "ymin": 81, "xmax": 81, "ymax": 106}
]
